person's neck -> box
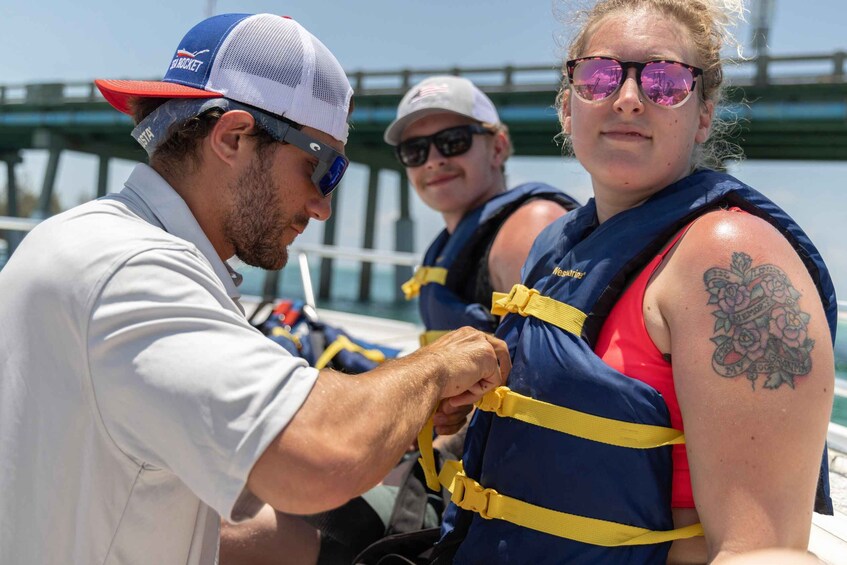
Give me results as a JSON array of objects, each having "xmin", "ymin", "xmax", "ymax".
[
  {"xmin": 152, "ymin": 162, "xmax": 234, "ymax": 261},
  {"xmin": 592, "ymin": 168, "xmax": 694, "ymax": 223},
  {"xmin": 593, "ymin": 192, "xmax": 652, "ymax": 223}
]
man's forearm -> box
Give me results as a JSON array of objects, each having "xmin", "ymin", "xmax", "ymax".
[
  {"xmin": 247, "ymin": 345, "xmax": 449, "ymax": 514},
  {"xmin": 248, "ymin": 327, "xmax": 506, "ymax": 514}
]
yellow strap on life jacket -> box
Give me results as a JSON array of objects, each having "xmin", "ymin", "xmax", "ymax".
[
  {"xmin": 477, "ymin": 386, "xmax": 685, "ymax": 449},
  {"xmin": 419, "ymin": 330, "xmax": 450, "ymax": 347},
  {"xmin": 417, "ymin": 412, "xmax": 441, "ymax": 492},
  {"xmin": 270, "ymin": 326, "xmax": 301, "ymax": 349},
  {"xmin": 401, "ymin": 267, "xmax": 448, "ymax": 300},
  {"xmin": 417, "ymin": 421, "xmax": 702, "ymax": 546},
  {"xmin": 442, "ymin": 459, "xmax": 704, "ymax": 546},
  {"xmin": 491, "ymin": 284, "xmax": 587, "ymax": 337},
  {"xmin": 415, "ymin": 387, "xmax": 696, "ymax": 545},
  {"xmin": 314, "ymin": 335, "xmax": 386, "ymax": 370}
]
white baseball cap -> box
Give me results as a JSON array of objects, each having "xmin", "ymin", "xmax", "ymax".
[
  {"xmin": 95, "ymin": 13, "xmax": 353, "ymax": 143},
  {"xmin": 384, "ymin": 76, "xmax": 500, "ymax": 145}
]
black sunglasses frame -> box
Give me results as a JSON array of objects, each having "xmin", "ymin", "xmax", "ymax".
[
  {"xmin": 239, "ymin": 103, "xmax": 349, "ymax": 197},
  {"xmin": 395, "ymin": 124, "xmax": 494, "ymax": 168},
  {"xmin": 277, "ymin": 125, "xmax": 349, "ymax": 197},
  {"xmin": 565, "ymin": 56, "xmax": 704, "ymax": 108}
]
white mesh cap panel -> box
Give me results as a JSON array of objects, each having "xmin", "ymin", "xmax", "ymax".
[
  {"xmin": 308, "ymin": 35, "xmax": 353, "ymax": 141},
  {"xmin": 207, "ymin": 14, "xmax": 352, "ymax": 143}
]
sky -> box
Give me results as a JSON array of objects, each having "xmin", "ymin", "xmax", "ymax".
[{"xmin": 2, "ymin": 0, "xmax": 846, "ymax": 299}]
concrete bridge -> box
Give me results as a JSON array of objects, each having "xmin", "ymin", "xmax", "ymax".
[{"xmin": 1, "ymin": 52, "xmax": 845, "ymax": 300}]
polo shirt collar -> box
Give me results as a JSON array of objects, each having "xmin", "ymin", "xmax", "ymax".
[{"xmin": 121, "ymin": 164, "xmax": 242, "ymax": 302}]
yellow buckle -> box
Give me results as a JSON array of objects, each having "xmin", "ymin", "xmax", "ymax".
[
  {"xmin": 476, "ymin": 386, "xmax": 509, "ymax": 415},
  {"xmin": 451, "ymin": 472, "xmax": 498, "ymax": 520},
  {"xmin": 497, "ymin": 285, "xmax": 539, "ymax": 316},
  {"xmin": 513, "ymin": 285, "xmax": 538, "ymax": 314},
  {"xmin": 401, "ymin": 271, "xmax": 424, "ymax": 300}
]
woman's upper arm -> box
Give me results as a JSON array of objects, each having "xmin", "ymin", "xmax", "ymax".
[{"xmin": 656, "ymin": 211, "xmax": 834, "ymax": 557}]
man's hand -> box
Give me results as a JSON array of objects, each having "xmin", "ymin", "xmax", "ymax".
[
  {"xmin": 247, "ymin": 328, "xmax": 509, "ymax": 515},
  {"xmin": 433, "ymin": 402, "xmax": 472, "ymax": 436},
  {"xmin": 427, "ymin": 327, "xmax": 511, "ymax": 407}
]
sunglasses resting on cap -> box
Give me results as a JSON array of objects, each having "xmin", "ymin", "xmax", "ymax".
[{"xmin": 395, "ymin": 124, "xmax": 494, "ymax": 168}]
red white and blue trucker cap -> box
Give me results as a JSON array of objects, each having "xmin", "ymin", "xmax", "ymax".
[
  {"xmin": 95, "ymin": 13, "xmax": 353, "ymax": 143},
  {"xmin": 383, "ymin": 76, "xmax": 500, "ymax": 145}
]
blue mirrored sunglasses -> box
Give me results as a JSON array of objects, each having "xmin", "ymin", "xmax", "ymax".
[
  {"xmin": 243, "ymin": 104, "xmax": 349, "ymax": 197},
  {"xmin": 132, "ymin": 97, "xmax": 349, "ymax": 197}
]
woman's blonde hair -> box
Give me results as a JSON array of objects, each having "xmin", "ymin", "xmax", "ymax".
[{"xmin": 555, "ymin": 0, "xmax": 746, "ymax": 168}]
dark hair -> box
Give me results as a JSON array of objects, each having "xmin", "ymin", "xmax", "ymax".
[{"xmin": 129, "ymin": 97, "xmax": 277, "ymax": 178}]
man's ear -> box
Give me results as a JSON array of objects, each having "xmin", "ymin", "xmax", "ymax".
[
  {"xmin": 560, "ymin": 89, "xmax": 572, "ymax": 136},
  {"xmin": 491, "ymin": 130, "xmax": 511, "ymax": 169},
  {"xmin": 207, "ymin": 110, "xmax": 258, "ymax": 167}
]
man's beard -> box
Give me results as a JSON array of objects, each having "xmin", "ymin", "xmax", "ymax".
[{"xmin": 222, "ymin": 153, "xmax": 308, "ymax": 271}]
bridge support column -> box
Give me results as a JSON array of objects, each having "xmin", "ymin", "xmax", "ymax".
[
  {"xmin": 32, "ymin": 131, "xmax": 64, "ymax": 219},
  {"xmin": 3, "ymin": 152, "xmax": 24, "ymax": 255},
  {"xmin": 97, "ymin": 155, "xmax": 110, "ymax": 198},
  {"xmin": 754, "ymin": 54, "xmax": 770, "ymax": 87},
  {"xmin": 394, "ymin": 174, "xmax": 415, "ymax": 302},
  {"xmin": 318, "ymin": 186, "xmax": 339, "ymax": 300},
  {"xmin": 358, "ymin": 166, "xmax": 379, "ymax": 302}
]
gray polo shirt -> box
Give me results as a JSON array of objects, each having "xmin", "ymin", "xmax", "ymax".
[{"xmin": 0, "ymin": 164, "xmax": 318, "ymax": 564}]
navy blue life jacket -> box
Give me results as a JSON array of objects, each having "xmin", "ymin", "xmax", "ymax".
[
  {"xmin": 413, "ymin": 183, "xmax": 580, "ymax": 340},
  {"xmin": 438, "ymin": 170, "xmax": 837, "ymax": 564},
  {"xmin": 258, "ymin": 300, "xmax": 400, "ymax": 374}
]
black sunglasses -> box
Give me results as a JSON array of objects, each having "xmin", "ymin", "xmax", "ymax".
[
  {"xmin": 273, "ymin": 124, "xmax": 349, "ymax": 197},
  {"xmin": 395, "ymin": 124, "xmax": 494, "ymax": 168}
]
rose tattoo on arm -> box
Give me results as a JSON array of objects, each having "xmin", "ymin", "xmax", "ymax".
[{"xmin": 704, "ymin": 252, "xmax": 814, "ymax": 390}]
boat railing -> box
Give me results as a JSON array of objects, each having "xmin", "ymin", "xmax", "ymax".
[
  {"xmin": 0, "ymin": 216, "xmax": 41, "ymax": 232},
  {"xmin": 290, "ymin": 243, "xmax": 419, "ymax": 267},
  {"xmin": 240, "ymin": 244, "xmax": 420, "ymax": 318}
]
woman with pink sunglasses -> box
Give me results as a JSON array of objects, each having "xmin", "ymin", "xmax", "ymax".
[{"xmin": 430, "ymin": 1, "xmax": 838, "ymax": 563}]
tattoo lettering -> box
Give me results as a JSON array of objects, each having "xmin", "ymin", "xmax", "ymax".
[{"xmin": 704, "ymin": 252, "xmax": 814, "ymax": 390}]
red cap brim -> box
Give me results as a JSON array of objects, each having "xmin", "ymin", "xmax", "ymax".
[{"xmin": 94, "ymin": 79, "xmax": 220, "ymax": 115}]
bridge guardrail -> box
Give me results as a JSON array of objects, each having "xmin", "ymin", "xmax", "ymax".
[{"xmin": 1, "ymin": 52, "xmax": 844, "ymax": 106}]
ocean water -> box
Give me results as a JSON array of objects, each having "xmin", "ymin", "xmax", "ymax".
[
  {"xmin": 835, "ymin": 394, "xmax": 847, "ymax": 426},
  {"xmin": 236, "ymin": 261, "xmax": 422, "ymax": 323}
]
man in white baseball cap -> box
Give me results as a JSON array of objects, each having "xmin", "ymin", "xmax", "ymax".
[
  {"xmin": 387, "ymin": 76, "xmax": 580, "ymax": 346},
  {"xmin": 0, "ymin": 15, "xmax": 509, "ymax": 565}
]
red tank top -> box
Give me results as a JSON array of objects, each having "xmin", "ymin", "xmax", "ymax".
[{"xmin": 594, "ymin": 226, "xmax": 694, "ymax": 508}]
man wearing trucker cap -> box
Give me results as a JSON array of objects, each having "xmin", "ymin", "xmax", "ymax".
[
  {"xmin": 0, "ymin": 14, "xmax": 508, "ymax": 565},
  {"xmin": 387, "ymin": 76, "xmax": 580, "ymax": 347}
]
